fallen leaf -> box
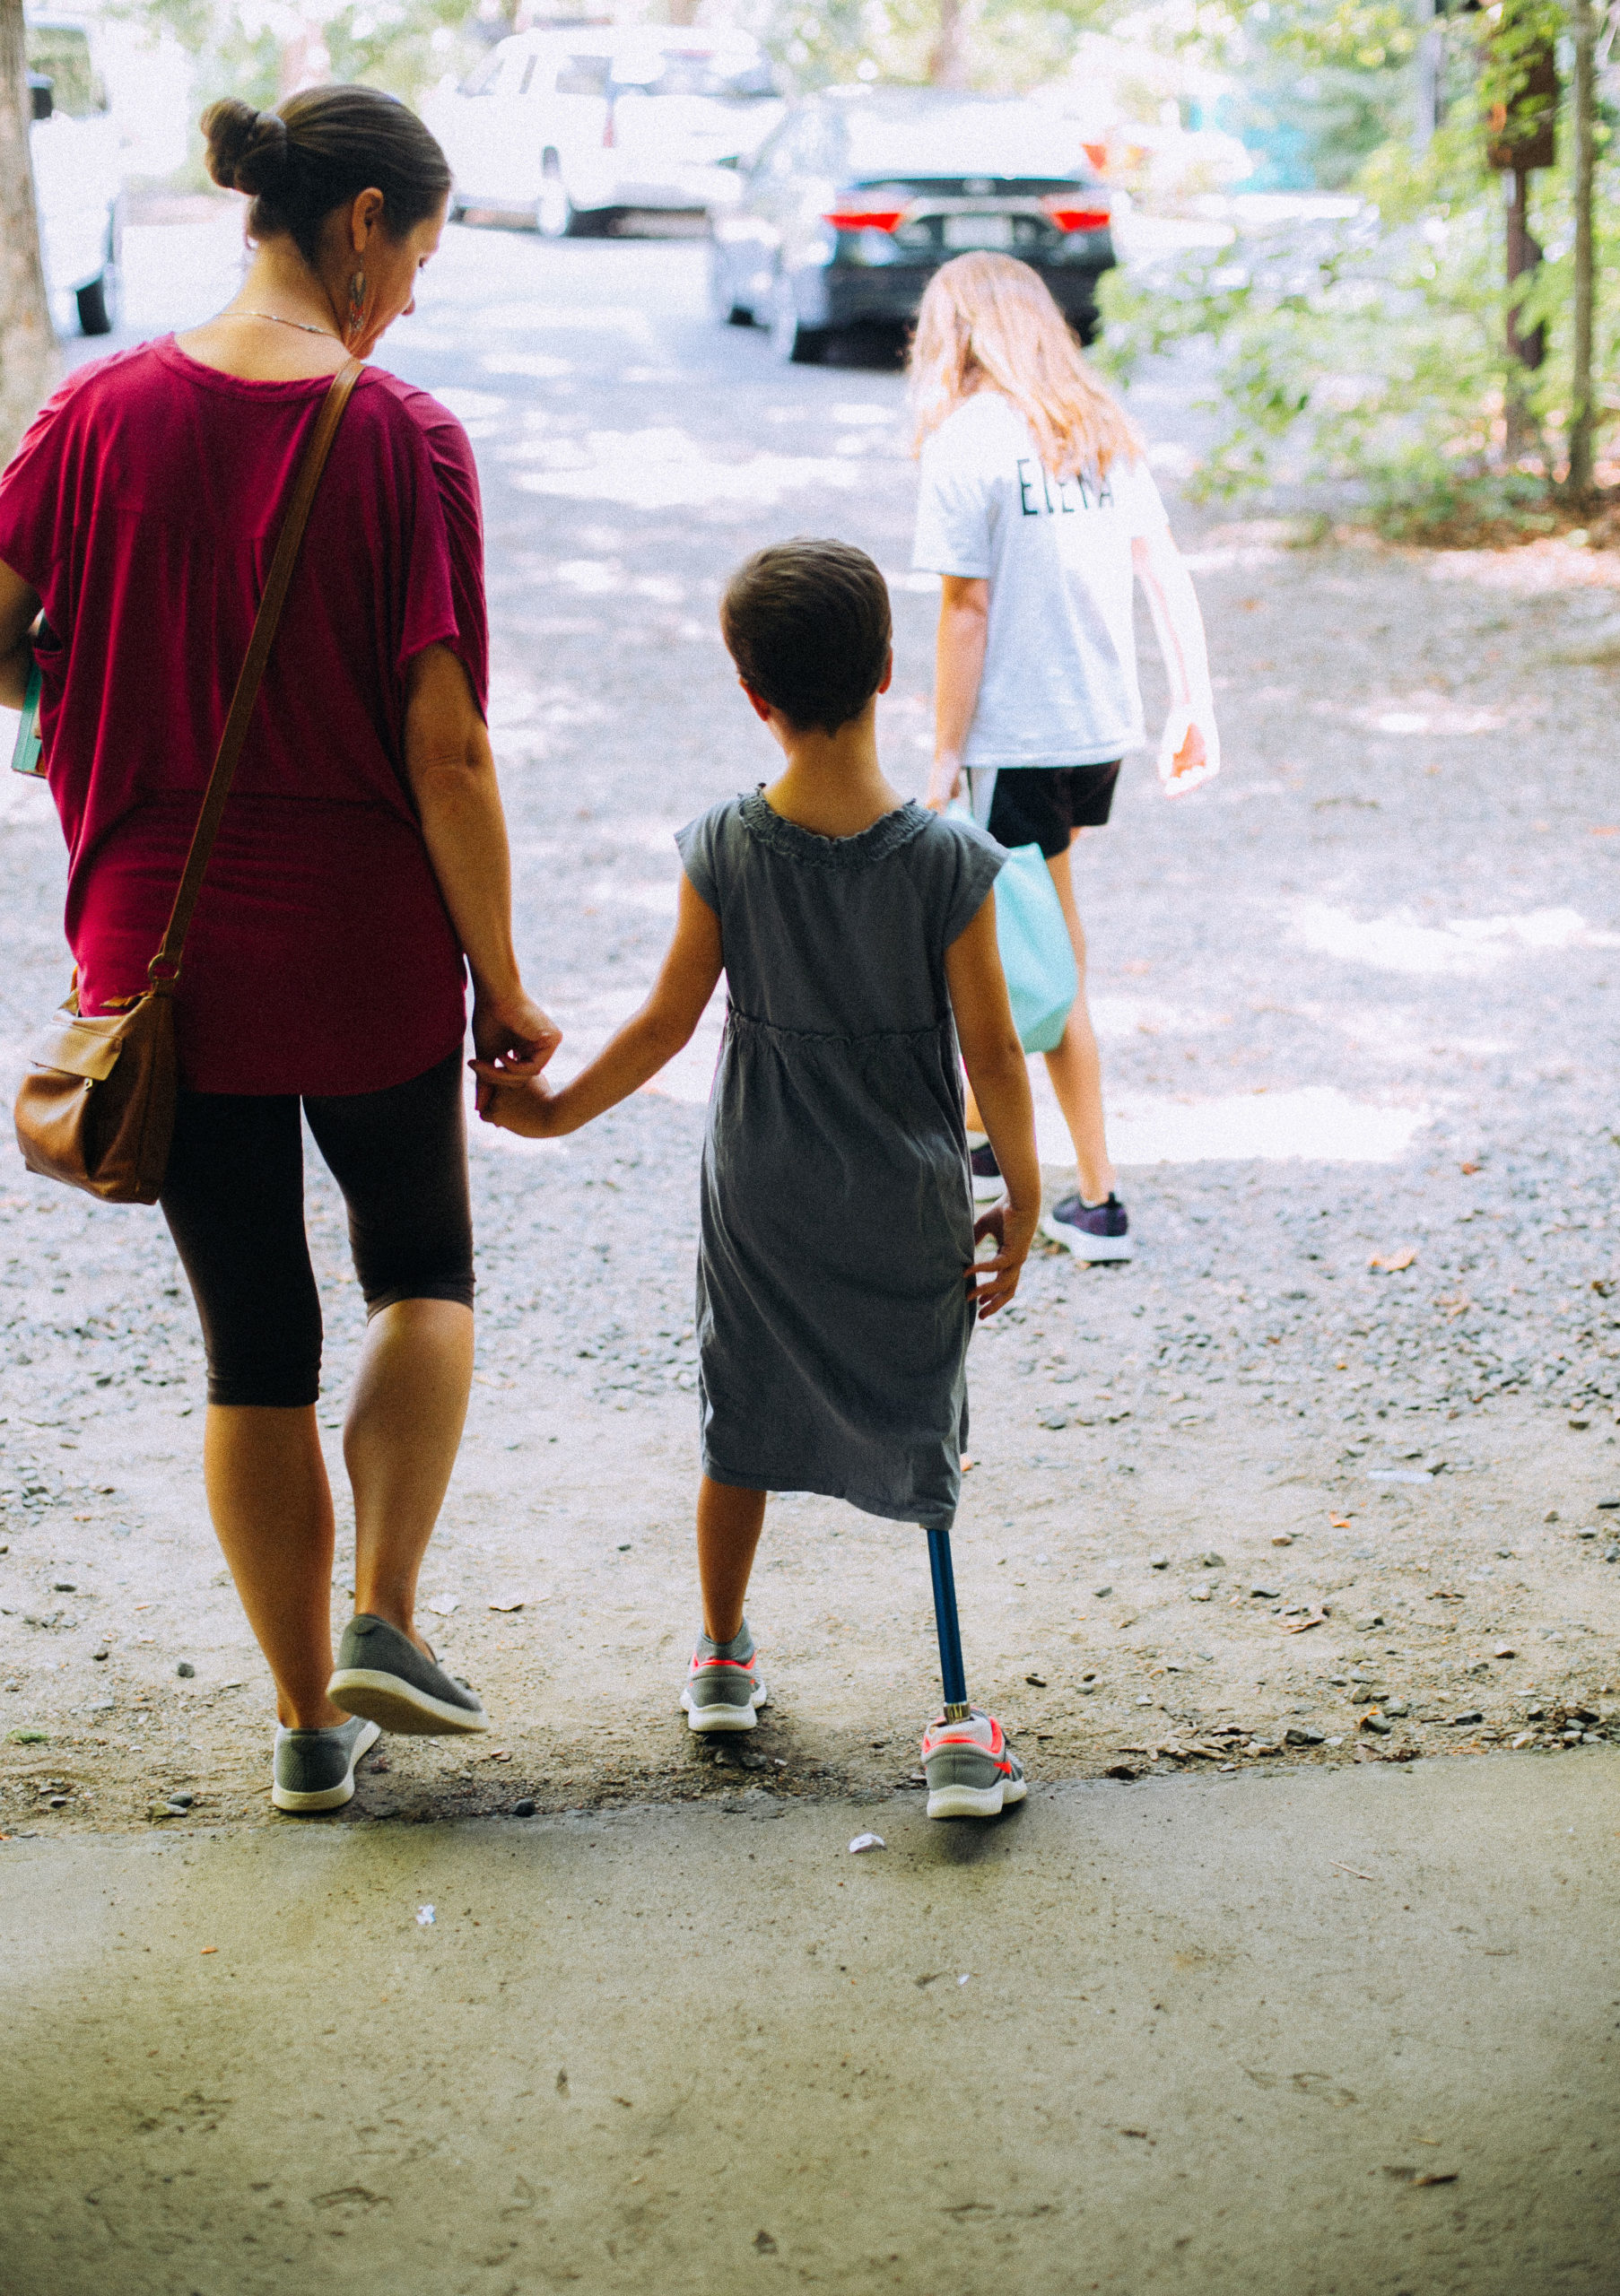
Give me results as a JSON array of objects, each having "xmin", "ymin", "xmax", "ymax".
[
  {"xmin": 1459, "ymin": 1160, "xmax": 1481, "ymax": 1173},
  {"xmin": 1329, "ymin": 1514, "xmax": 1353, "ymax": 1528},
  {"xmin": 1370, "ymin": 1248, "xmax": 1417, "ymax": 1274},
  {"xmin": 200, "ymin": 1946, "xmax": 217, "ymax": 1956}
]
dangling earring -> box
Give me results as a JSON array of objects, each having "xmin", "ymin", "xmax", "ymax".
[{"xmin": 346, "ymin": 268, "xmax": 367, "ymax": 342}]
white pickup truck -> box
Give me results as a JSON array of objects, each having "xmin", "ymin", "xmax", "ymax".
[
  {"xmin": 423, "ymin": 23, "xmax": 784, "ymax": 237},
  {"xmin": 28, "ymin": 14, "xmax": 124, "ymax": 336}
]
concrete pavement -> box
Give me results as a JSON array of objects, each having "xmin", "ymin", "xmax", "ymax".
[{"xmin": 4, "ymin": 1749, "xmax": 1616, "ymax": 2295}]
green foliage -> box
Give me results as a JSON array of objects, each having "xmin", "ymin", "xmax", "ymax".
[
  {"xmin": 765, "ymin": 0, "xmax": 1106, "ymax": 93},
  {"xmin": 1097, "ymin": 13, "xmax": 1620, "ymax": 528}
]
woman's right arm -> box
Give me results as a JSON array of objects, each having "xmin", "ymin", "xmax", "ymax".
[
  {"xmin": 927, "ymin": 575, "xmax": 989, "ymax": 812},
  {"xmin": 0, "ymin": 561, "xmax": 40, "ymax": 711},
  {"xmin": 403, "ymin": 640, "xmax": 560, "ymax": 1084}
]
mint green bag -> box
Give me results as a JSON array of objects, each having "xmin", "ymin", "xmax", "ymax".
[
  {"xmin": 10, "ymin": 660, "xmax": 43, "ymax": 778},
  {"xmin": 949, "ymin": 804, "xmax": 1076, "ymax": 1053}
]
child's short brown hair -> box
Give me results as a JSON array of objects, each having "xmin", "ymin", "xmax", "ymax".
[{"xmin": 720, "ymin": 538, "xmax": 892, "ymax": 736}]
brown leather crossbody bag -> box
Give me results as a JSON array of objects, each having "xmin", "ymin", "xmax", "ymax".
[{"xmin": 13, "ymin": 358, "xmax": 361, "ymax": 1205}]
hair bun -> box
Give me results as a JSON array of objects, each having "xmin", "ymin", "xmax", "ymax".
[{"xmin": 201, "ymin": 97, "xmax": 291, "ymax": 197}]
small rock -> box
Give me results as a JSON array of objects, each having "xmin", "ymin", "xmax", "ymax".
[
  {"xmin": 1384, "ymin": 1700, "xmax": 1410, "ymax": 1717},
  {"xmin": 512, "ymin": 1798, "xmax": 536, "ymax": 1818},
  {"xmin": 1250, "ymin": 1583, "xmax": 1282, "ymax": 1600},
  {"xmin": 1093, "ymin": 1584, "xmax": 1112, "ymax": 1598},
  {"xmin": 1545, "ymin": 1509, "xmax": 1560, "ymax": 1523},
  {"xmin": 1271, "ymin": 1534, "xmax": 1293, "ymax": 1547},
  {"xmin": 1148, "ymin": 1553, "xmax": 1169, "ymax": 1570},
  {"xmin": 1359, "ymin": 1715, "xmax": 1394, "ymax": 1736},
  {"xmin": 167, "ymin": 1791, "xmax": 194, "ymax": 1808},
  {"xmin": 1024, "ymin": 1672, "xmax": 1047, "ymax": 1686},
  {"xmin": 753, "ymin": 2232, "xmax": 778, "ymax": 2257},
  {"xmin": 91, "ymin": 1648, "xmax": 109, "ymax": 1662},
  {"xmin": 1285, "ymin": 1726, "xmax": 1325, "ymax": 1746},
  {"xmin": 48, "ymin": 1794, "xmax": 68, "ymax": 1808},
  {"xmin": 1354, "ymin": 1613, "xmax": 1385, "ymax": 1631},
  {"xmin": 1450, "ymin": 1710, "xmax": 1484, "ymax": 1726},
  {"xmin": 1569, "ymin": 1417, "xmax": 1590, "ymax": 1431},
  {"xmin": 1189, "ymin": 1586, "xmax": 1213, "ymax": 1602},
  {"xmin": 51, "ymin": 1581, "xmax": 75, "ymax": 1593},
  {"xmin": 176, "ymin": 1661, "xmax": 196, "ymax": 1679},
  {"xmin": 1494, "ymin": 1645, "xmax": 1517, "ymax": 1659},
  {"xmin": 1199, "ymin": 1552, "xmax": 1225, "ymax": 1569}
]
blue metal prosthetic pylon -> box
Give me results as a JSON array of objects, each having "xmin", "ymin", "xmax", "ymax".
[{"xmin": 927, "ymin": 1526, "xmax": 971, "ymax": 1722}]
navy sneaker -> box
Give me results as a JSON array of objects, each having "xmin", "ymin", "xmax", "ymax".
[
  {"xmin": 969, "ymin": 1142, "xmax": 1003, "ymax": 1205},
  {"xmin": 1042, "ymin": 1191, "xmax": 1132, "ymax": 1263}
]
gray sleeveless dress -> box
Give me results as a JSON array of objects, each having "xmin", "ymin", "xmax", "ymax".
[{"xmin": 675, "ymin": 790, "xmax": 1005, "ymax": 1530}]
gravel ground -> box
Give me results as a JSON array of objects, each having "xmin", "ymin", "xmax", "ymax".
[{"xmin": 2, "ymin": 222, "xmax": 1617, "ymax": 1841}]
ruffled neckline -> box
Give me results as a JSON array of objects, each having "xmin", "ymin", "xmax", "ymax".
[{"xmin": 739, "ymin": 787, "xmax": 930, "ymax": 867}]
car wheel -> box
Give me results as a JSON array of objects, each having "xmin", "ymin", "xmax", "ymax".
[
  {"xmin": 536, "ymin": 156, "xmax": 575, "ymax": 240},
  {"xmin": 75, "ymin": 265, "xmax": 118, "ymax": 337},
  {"xmin": 769, "ymin": 273, "xmax": 823, "ymax": 364},
  {"xmin": 708, "ymin": 244, "xmax": 752, "ymax": 326}
]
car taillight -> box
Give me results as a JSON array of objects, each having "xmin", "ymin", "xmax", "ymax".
[
  {"xmin": 1044, "ymin": 201, "xmax": 1109, "ymax": 232},
  {"xmin": 823, "ymin": 208, "xmax": 903, "ymax": 232}
]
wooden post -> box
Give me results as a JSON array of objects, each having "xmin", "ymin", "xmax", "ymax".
[
  {"xmin": 929, "ymin": 0, "xmax": 970, "ymax": 90},
  {"xmin": 1567, "ymin": 0, "xmax": 1597, "ymax": 496},
  {"xmin": 0, "ymin": 0, "xmax": 57, "ymax": 459}
]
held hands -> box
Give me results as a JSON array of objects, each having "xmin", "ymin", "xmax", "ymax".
[
  {"xmin": 967, "ymin": 1199, "xmax": 1039, "ymax": 1318},
  {"xmin": 468, "ymin": 983, "xmax": 561, "ymax": 1117},
  {"xmin": 477, "ymin": 1074, "xmax": 567, "ymax": 1137},
  {"xmin": 1157, "ymin": 706, "xmax": 1221, "ymax": 797}
]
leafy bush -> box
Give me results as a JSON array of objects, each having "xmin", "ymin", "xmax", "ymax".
[{"xmin": 1097, "ymin": 108, "xmax": 1620, "ymax": 530}]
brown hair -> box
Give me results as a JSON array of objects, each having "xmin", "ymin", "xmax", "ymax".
[
  {"xmin": 201, "ymin": 87, "xmax": 450, "ymax": 271},
  {"xmin": 720, "ymin": 539, "xmax": 892, "ymax": 736},
  {"xmin": 910, "ymin": 252, "xmax": 1142, "ymax": 483}
]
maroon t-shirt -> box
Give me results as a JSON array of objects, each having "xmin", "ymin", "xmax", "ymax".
[{"xmin": 0, "ymin": 337, "xmax": 489, "ymax": 1095}]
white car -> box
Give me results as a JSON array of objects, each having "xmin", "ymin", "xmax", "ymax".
[
  {"xmin": 28, "ymin": 15, "xmax": 124, "ymax": 336},
  {"xmin": 423, "ymin": 25, "xmax": 784, "ymax": 237}
]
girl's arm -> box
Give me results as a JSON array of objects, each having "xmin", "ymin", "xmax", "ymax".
[
  {"xmin": 926, "ymin": 575, "xmax": 989, "ymax": 812},
  {"xmin": 477, "ymin": 874, "xmax": 723, "ymax": 1136},
  {"xmin": 1131, "ymin": 526, "xmax": 1220, "ymax": 795},
  {"xmin": 944, "ymin": 892, "xmax": 1041, "ymax": 1316},
  {"xmin": 0, "ymin": 561, "xmax": 41, "ymax": 711},
  {"xmin": 404, "ymin": 642, "xmax": 561, "ymax": 1083}
]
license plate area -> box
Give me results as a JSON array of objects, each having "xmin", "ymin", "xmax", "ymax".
[{"xmin": 942, "ymin": 213, "xmax": 1015, "ymax": 250}]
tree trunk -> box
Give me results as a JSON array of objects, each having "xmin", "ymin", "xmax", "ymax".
[
  {"xmin": 0, "ymin": 0, "xmax": 57, "ymax": 460},
  {"xmin": 1566, "ymin": 0, "xmax": 1596, "ymax": 496},
  {"xmin": 929, "ymin": 0, "xmax": 971, "ymax": 90}
]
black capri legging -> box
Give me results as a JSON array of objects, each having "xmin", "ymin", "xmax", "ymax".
[{"xmin": 160, "ymin": 1048, "xmax": 475, "ymax": 1409}]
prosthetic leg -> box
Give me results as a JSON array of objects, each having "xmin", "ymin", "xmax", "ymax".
[
  {"xmin": 921, "ymin": 1525, "xmax": 1028, "ymax": 1818},
  {"xmin": 927, "ymin": 1526, "xmax": 971, "ymax": 1721}
]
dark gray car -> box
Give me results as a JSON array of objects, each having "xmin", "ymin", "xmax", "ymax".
[{"xmin": 709, "ymin": 88, "xmax": 1116, "ymax": 362}]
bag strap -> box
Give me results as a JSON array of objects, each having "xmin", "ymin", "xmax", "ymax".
[{"xmin": 148, "ymin": 356, "xmax": 362, "ymax": 987}]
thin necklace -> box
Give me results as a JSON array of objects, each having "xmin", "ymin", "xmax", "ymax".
[{"xmin": 222, "ymin": 309, "xmax": 344, "ymax": 342}]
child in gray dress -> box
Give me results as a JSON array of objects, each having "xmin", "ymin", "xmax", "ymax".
[{"xmin": 478, "ymin": 539, "xmax": 1042, "ymax": 1817}]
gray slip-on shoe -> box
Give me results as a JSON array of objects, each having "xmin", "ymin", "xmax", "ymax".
[
  {"xmin": 327, "ymin": 1613, "xmax": 490, "ymax": 1736},
  {"xmin": 273, "ymin": 1716, "xmax": 380, "ymax": 1813}
]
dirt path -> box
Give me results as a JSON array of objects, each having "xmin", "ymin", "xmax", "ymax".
[{"xmin": 3, "ymin": 228, "xmax": 1618, "ymax": 1840}]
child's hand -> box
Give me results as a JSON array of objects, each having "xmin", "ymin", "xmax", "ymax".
[
  {"xmin": 966, "ymin": 1200, "xmax": 1038, "ymax": 1318},
  {"xmin": 476, "ymin": 1074, "xmax": 566, "ymax": 1137},
  {"xmin": 1158, "ymin": 707, "xmax": 1221, "ymax": 796}
]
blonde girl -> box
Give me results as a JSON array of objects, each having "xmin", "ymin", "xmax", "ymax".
[{"xmin": 910, "ymin": 251, "xmax": 1219, "ymax": 1263}]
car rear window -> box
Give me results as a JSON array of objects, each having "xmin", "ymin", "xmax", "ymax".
[
  {"xmin": 841, "ymin": 100, "xmax": 1093, "ymax": 182},
  {"xmin": 610, "ymin": 55, "xmax": 779, "ymax": 100}
]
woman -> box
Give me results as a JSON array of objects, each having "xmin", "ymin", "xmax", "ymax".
[
  {"xmin": 0, "ymin": 87, "xmax": 557, "ymax": 1813},
  {"xmin": 910, "ymin": 252, "xmax": 1219, "ymax": 1264}
]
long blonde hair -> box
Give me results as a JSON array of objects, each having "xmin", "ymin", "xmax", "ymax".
[{"xmin": 909, "ymin": 252, "xmax": 1142, "ymax": 483}]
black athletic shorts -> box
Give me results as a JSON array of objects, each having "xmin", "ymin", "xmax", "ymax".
[
  {"xmin": 981, "ymin": 762, "xmax": 1122, "ymax": 858},
  {"xmin": 159, "ymin": 1048, "xmax": 475, "ymax": 1409}
]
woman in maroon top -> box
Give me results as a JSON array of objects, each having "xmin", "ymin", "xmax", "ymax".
[{"xmin": 0, "ymin": 88, "xmax": 557, "ymax": 1812}]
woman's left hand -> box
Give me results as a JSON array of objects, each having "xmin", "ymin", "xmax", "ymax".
[{"xmin": 470, "ymin": 986, "xmax": 561, "ymax": 1111}]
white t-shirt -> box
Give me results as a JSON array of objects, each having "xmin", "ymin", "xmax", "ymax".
[{"xmin": 911, "ymin": 391, "xmax": 1170, "ymax": 770}]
